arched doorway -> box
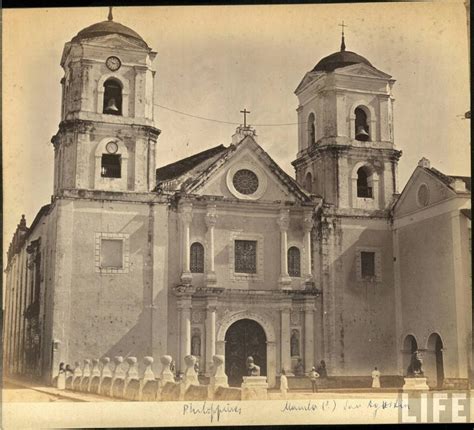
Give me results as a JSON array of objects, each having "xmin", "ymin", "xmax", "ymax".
[
  {"xmin": 427, "ymin": 333, "xmax": 444, "ymax": 388},
  {"xmin": 402, "ymin": 335, "xmax": 418, "ymax": 375},
  {"xmin": 225, "ymin": 319, "xmax": 267, "ymax": 387}
]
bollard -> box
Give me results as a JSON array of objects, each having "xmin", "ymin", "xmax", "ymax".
[{"xmin": 160, "ymin": 355, "xmax": 175, "ymax": 385}]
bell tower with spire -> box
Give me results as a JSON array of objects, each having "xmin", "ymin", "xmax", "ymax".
[
  {"xmin": 52, "ymin": 8, "xmax": 160, "ymax": 194},
  {"xmin": 292, "ymin": 26, "xmax": 401, "ymax": 211}
]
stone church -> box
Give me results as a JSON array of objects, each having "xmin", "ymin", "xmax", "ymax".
[{"xmin": 4, "ymin": 14, "xmax": 471, "ymax": 390}]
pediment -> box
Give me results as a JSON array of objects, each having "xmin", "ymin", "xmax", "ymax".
[
  {"xmin": 184, "ymin": 137, "xmax": 310, "ymax": 203},
  {"xmin": 393, "ymin": 167, "xmax": 456, "ymax": 218},
  {"xmin": 335, "ymin": 63, "xmax": 392, "ymax": 80},
  {"xmin": 295, "ymin": 71, "xmax": 324, "ymax": 95},
  {"xmin": 82, "ymin": 34, "xmax": 149, "ymax": 51}
]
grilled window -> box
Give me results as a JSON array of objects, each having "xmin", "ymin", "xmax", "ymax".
[
  {"xmin": 101, "ymin": 154, "xmax": 121, "ymax": 178},
  {"xmin": 288, "ymin": 247, "xmax": 301, "ymax": 277},
  {"xmin": 361, "ymin": 251, "xmax": 375, "ymax": 278},
  {"xmin": 357, "ymin": 167, "xmax": 372, "ymax": 198},
  {"xmin": 235, "ymin": 240, "xmax": 257, "ymax": 274},
  {"xmin": 190, "ymin": 242, "xmax": 204, "ymax": 273}
]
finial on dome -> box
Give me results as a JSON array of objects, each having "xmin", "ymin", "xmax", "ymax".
[
  {"xmin": 108, "ymin": 6, "xmax": 113, "ymax": 21},
  {"xmin": 338, "ymin": 21, "xmax": 347, "ymax": 51}
]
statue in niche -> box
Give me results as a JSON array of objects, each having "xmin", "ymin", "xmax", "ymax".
[
  {"xmin": 191, "ymin": 334, "xmax": 201, "ymax": 357},
  {"xmin": 291, "ymin": 330, "xmax": 300, "ymax": 357},
  {"xmin": 407, "ymin": 350, "xmax": 424, "ymax": 377},
  {"xmin": 246, "ymin": 356, "xmax": 261, "ymax": 376}
]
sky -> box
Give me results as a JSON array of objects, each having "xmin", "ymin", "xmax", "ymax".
[{"xmin": 3, "ymin": 2, "xmax": 470, "ymax": 263}]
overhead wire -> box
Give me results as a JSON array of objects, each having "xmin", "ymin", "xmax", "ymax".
[{"xmin": 154, "ymin": 103, "xmax": 307, "ymax": 127}]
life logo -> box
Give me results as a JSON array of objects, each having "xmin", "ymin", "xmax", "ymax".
[{"xmin": 399, "ymin": 392, "xmax": 471, "ymax": 423}]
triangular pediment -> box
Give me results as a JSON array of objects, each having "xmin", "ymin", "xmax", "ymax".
[
  {"xmin": 334, "ymin": 63, "xmax": 392, "ymax": 80},
  {"xmin": 393, "ymin": 167, "xmax": 457, "ymax": 218},
  {"xmin": 182, "ymin": 136, "xmax": 311, "ymax": 203},
  {"xmin": 295, "ymin": 71, "xmax": 324, "ymax": 95}
]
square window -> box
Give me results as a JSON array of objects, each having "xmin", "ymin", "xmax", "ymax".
[
  {"xmin": 361, "ymin": 251, "xmax": 375, "ymax": 278},
  {"xmin": 235, "ymin": 240, "xmax": 257, "ymax": 274},
  {"xmin": 100, "ymin": 239, "xmax": 123, "ymax": 269}
]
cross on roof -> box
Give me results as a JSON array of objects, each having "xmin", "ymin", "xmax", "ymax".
[
  {"xmin": 338, "ymin": 21, "xmax": 347, "ymax": 51},
  {"xmin": 240, "ymin": 108, "xmax": 251, "ymax": 127}
]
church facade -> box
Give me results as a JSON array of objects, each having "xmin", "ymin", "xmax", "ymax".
[{"xmin": 3, "ymin": 15, "xmax": 471, "ymax": 390}]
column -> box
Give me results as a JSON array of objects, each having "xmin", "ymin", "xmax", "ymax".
[
  {"xmin": 180, "ymin": 204, "xmax": 193, "ymax": 284},
  {"xmin": 178, "ymin": 296, "xmax": 192, "ymax": 373},
  {"xmin": 280, "ymin": 301, "xmax": 292, "ymax": 375},
  {"xmin": 304, "ymin": 300, "xmax": 315, "ymax": 373},
  {"xmin": 277, "ymin": 209, "xmax": 291, "ymax": 289},
  {"xmin": 205, "ymin": 205, "xmax": 217, "ymax": 286},
  {"xmin": 303, "ymin": 211, "xmax": 314, "ymax": 284},
  {"xmin": 205, "ymin": 298, "xmax": 217, "ymax": 376}
]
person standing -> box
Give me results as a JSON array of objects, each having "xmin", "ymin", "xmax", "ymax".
[
  {"xmin": 309, "ymin": 367, "xmax": 320, "ymax": 393},
  {"xmin": 371, "ymin": 366, "xmax": 381, "ymax": 388},
  {"xmin": 316, "ymin": 360, "xmax": 328, "ymax": 379},
  {"xmin": 280, "ymin": 369, "xmax": 288, "ymax": 398}
]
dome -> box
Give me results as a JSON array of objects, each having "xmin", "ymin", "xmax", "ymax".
[
  {"xmin": 312, "ymin": 50, "xmax": 372, "ymax": 72},
  {"xmin": 71, "ymin": 20, "xmax": 148, "ymax": 48}
]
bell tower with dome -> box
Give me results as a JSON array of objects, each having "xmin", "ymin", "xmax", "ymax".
[
  {"xmin": 292, "ymin": 30, "xmax": 402, "ymax": 211},
  {"xmin": 52, "ymin": 9, "xmax": 160, "ymax": 194}
]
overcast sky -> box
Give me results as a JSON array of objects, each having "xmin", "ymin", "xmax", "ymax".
[{"xmin": 3, "ymin": 3, "xmax": 470, "ymax": 261}]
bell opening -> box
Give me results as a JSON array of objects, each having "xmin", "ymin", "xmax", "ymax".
[{"xmin": 103, "ymin": 79, "xmax": 123, "ymax": 116}]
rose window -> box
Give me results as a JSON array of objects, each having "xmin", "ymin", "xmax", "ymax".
[{"xmin": 232, "ymin": 169, "xmax": 259, "ymax": 195}]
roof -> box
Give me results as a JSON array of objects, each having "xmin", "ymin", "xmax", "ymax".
[
  {"xmin": 156, "ymin": 144, "xmax": 229, "ymax": 183},
  {"xmin": 71, "ymin": 20, "xmax": 148, "ymax": 48},
  {"xmin": 312, "ymin": 50, "xmax": 372, "ymax": 72},
  {"xmin": 425, "ymin": 167, "xmax": 471, "ymax": 193}
]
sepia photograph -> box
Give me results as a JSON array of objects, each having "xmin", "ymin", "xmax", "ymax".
[{"xmin": 2, "ymin": 1, "xmax": 472, "ymax": 427}]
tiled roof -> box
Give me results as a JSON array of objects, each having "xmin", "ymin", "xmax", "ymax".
[
  {"xmin": 426, "ymin": 167, "xmax": 471, "ymax": 192},
  {"xmin": 156, "ymin": 144, "xmax": 229, "ymax": 183}
]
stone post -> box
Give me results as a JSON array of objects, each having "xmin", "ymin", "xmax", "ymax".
[
  {"xmin": 205, "ymin": 298, "xmax": 217, "ymax": 376},
  {"xmin": 303, "ymin": 212, "xmax": 314, "ymax": 284},
  {"xmin": 183, "ymin": 355, "xmax": 199, "ymax": 389},
  {"xmin": 81, "ymin": 359, "xmax": 91, "ymax": 391},
  {"xmin": 178, "ymin": 297, "xmax": 192, "ymax": 372},
  {"xmin": 205, "ymin": 206, "xmax": 218, "ymax": 285},
  {"xmin": 143, "ymin": 356, "xmax": 155, "ymax": 382},
  {"xmin": 125, "ymin": 357, "xmax": 139, "ymax": 385},
  {"xmin": 99, "ymin": 357, "xmax": 112, "ymax": 393},
  {"xmin": 180, "ymin": 204, "xmax": 193, "ymax": 284},
  {"xmin": 111, "ymin": 356, "xmax": 125, "ymax": 397},
  {"xmin": 277, "ymin": 209, "xmax": 291, "ymax": 289},
  {"xmin": 72, "ymin": 361, "xmax": 82, "ymax": 390},
  {"xmin": 304, "ymin": 300, "xmax": 315, "ymax": 373},
  {"xmin": 280, "ymin": 302, "xmax": 293, "ymax": 375},
  {"xmin": 210, "ymin": 355, "xmax": 228, "ymax": 388},
  {"xmin": 89, "ymin": 358, "xmax": 101, "ymax": 391},
  {"xmin": 160, "ymin": 355, "xmax": 175, "ymax": 384}
]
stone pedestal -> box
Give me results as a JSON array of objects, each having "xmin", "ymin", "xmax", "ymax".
[
  {"xmin": 241, "ymin": 376, "xmax": 268, "ymax": 400},
  {"xmin": 402, "ymin": 377, "xmax": 429, "ymax": 391},
  {"xmin": 160, "ymin": 355, "xmax": 175, "ymax": 384},
  {"xmin": 183, "ymin": 355, "xmax": 199, "ymax": 389}
]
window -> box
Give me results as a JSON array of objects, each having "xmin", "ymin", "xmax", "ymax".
[
  {"xmin": 101, "ymin": 154, "xmax": 121, "ymax": 178},
  {"xmin": 417, "ymin": 184, "xmax": 430, "ymax": 207},
  {"xmin": 357, "ymin": 167, "xmax": 372, "ymax": 198},
  {"xmin": 288, "ymin": 247, "xmax": 301, "ymax": 277},
  {"xmin": 307, "ymin": 112, "xmax": 316, "ymax": 146},
  {"xmin": 355, "ymin": 107, "xmax": 369, "ymax": 141},
  {"xmin": 361, "ymin": 251, "xmax": 375, "ymax": 278},
  {"xmin": 100, "ymin": 239, "xmax": 123, "ymax": 269},
  {"xmin": 190, "ymin": 242, "xmax": 204, "ymax": 273},
  {"xmin": 235, "ymin": 240, "xmax": 257, "ymax": 274},
  {"xmin": 232, "ymin": 169, "xmax": 259, "ymax": 195},
  {"xmin": 103, "ymin": 79, "xmax": 123, "ymax": 115},
  {"xmin": 304, "ymin": 172, "xmax": 313, "ymax": 193}
]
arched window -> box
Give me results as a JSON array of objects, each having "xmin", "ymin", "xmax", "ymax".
[
  {"xmin": 103, "ymin": 78, "xmax": 123, "ymax": 116},
  {"xmin": 355, "ymin": 107, "xmax": 369, "ymax": 141},
  {"xmin": 190, "ymin": 242, "xmax": 204, "ymax": 273},
  {"xmin": 288, "ymin": 246, "xmax": 301, "ymax": 277},
  {"xmin": 356, "ymin": 167, "xmax": 373, "ymax": 198},
  {"xmin": 307, "ymin": 113, "xmax": 316, "ymax": 146},
  {"xmin": 304, "ymin": 172, "xmax": 313, "ymax": 193}
]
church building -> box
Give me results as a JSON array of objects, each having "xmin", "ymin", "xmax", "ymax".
[{"xmin": 3, "ymin": 13, "xmax": 471, "ymax": 390}]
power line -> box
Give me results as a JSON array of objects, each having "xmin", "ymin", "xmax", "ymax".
[{"xmin": 154, "ymin": 103, "xmax": 307, "ymax": 127}]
